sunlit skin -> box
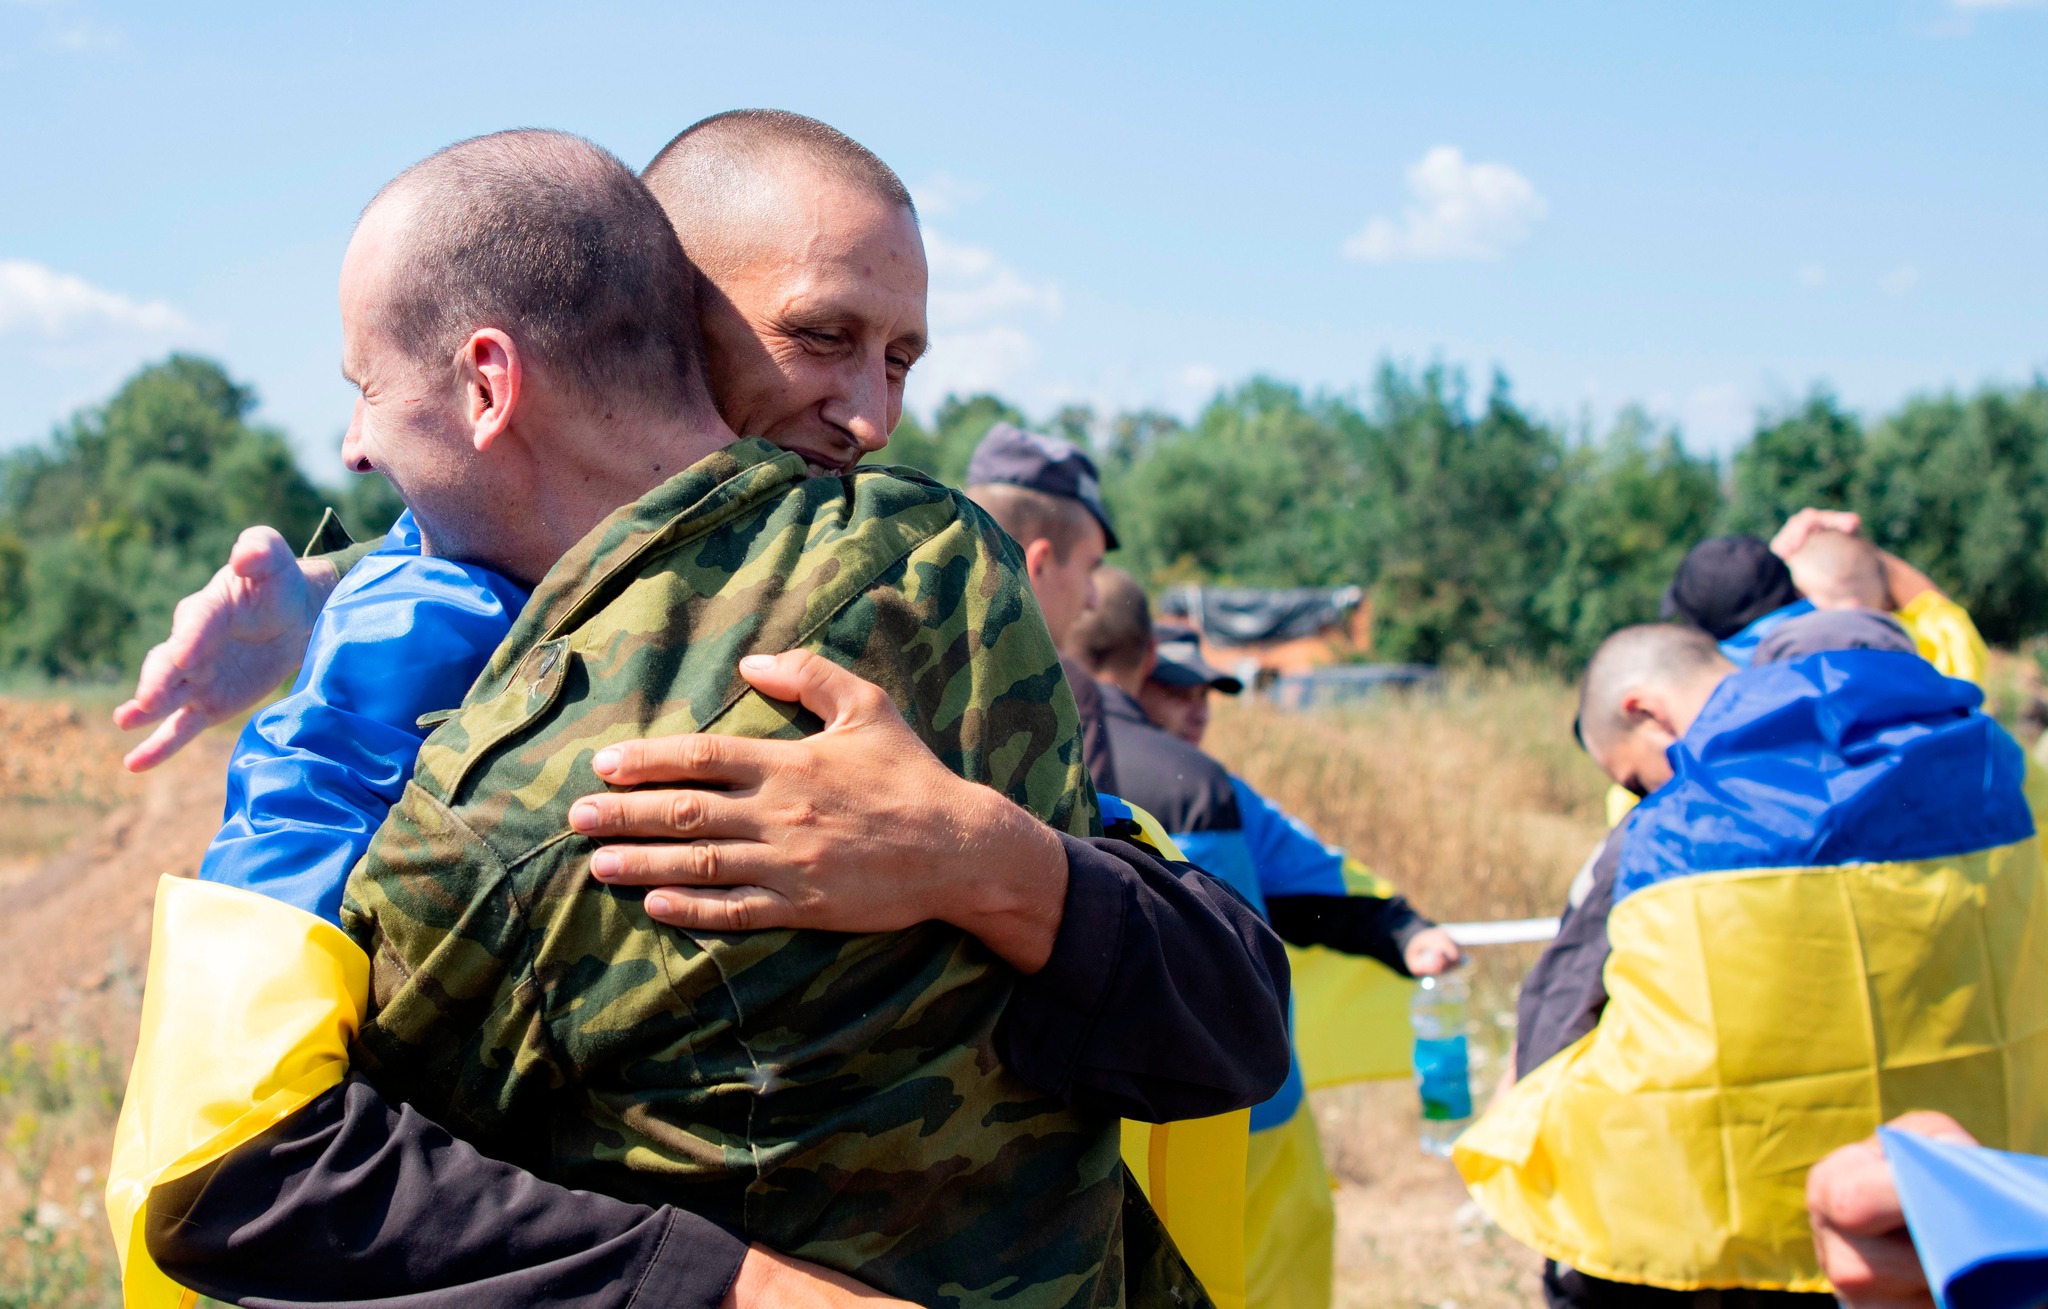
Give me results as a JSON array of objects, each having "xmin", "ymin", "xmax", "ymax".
[
  {"xmin": 1586, "ymin": 673, "xmax": 1730, "ymax": 797},
  {"xmin": 1138, "ymin": 678, "xmax": 1211, "ymax": 745},
  {"xmin": 696, "ymin": 161, "xmax": 928, "ymax": 476},
  {"xmin": 1023, "ymin": 521, "xmax": 1107, "ymax": 648}
]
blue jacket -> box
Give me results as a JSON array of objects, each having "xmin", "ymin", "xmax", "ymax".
[{"xmin": 198, "ymin": 513, "xmax": 528, "ymax": 924}]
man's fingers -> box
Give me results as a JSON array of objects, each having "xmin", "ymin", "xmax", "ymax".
[
  {"xmin": 641, "ymin": 885, "xmax": 796, "ymax": 933},
  {"xmin": 736, "ymin": 650, "xmax": 901, "ymax": 731},
  {"xmin": 1886, "ymin": 1110, "xmax": 1976, "ymax": 1147},
  {"xmin": 229, "ymin": 525, "xmax": 294, "ymax": 581},
  {"xmin": 121, "ymin": 704, "xmax": 209, "ymax": 773},
  {"xmin": 569, "ymin": 786, "xmax": 757, "ymax": 840},
  {"xmin": 588, "ymin": 734, "xmax": 774, "ymax": 788},
  {"xmin": 589, "ymin": 839, "xmax": 776, "ymax": 888}
]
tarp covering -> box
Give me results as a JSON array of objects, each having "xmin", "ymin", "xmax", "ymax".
[{"xmin": 1159, "ymin": 586, "xmax": 1362, "ymax": 647}]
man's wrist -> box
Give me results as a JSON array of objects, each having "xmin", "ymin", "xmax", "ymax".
[{"xmin": 940, "ymin": 785, "xmax": 1067, "ymax": 975}]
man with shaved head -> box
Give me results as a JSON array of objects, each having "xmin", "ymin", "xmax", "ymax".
[
  {"xmin": 1463, "ymin": 622, "xmax": 2045, "ymax": 1308},
  {"xmin": 116, "ymin": 122, "xmax": 1288, "ymax": 1309}
]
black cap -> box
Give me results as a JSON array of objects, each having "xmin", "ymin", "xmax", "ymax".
[
  {"xmin": 1149, "ymin": 624, "xmax": 1244, "ymax": 694},
  {"xmin": 1662, "ymin": 535, "xmax": 1802, "ymax": 641},
  {"xmin": 965, "ymin": 422, "xmax": 1118, "ymax": 550}
]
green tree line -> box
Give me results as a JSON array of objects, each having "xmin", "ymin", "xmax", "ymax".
[{"xmin": 1, "ymin": 353, "xmax": 2043, "ymax": 678}]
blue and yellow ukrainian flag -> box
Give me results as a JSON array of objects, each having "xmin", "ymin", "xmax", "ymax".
[{"xmin": 1457, "ymin": 650, "xmax": 2048, "ymax": 1293}]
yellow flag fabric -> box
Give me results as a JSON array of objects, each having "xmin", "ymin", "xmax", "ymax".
[
  {"xmin": 107, "ymin": 876, "xmax": 370, "ymax": 1309},
  {"xmin": 1111, "ymin": 800, "xmax": 1254, "ymax": 1309},
  {"xmin": 1455, "ymin": 839, "xmax": 2048, "ymax": 1292},
  {"xmin": 1894, "ymin": 590, "xmax": 1990, "ymax": 686},
  {"xmin": 1288, "ymin": 860, "xmax": 1415, "ymax": 1090},
  {"xmin": 1242, "ymin": 1103, "xmax": 1335, "ymax": 1309}
]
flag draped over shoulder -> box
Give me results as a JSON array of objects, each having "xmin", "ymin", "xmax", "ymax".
[{"xmin": 1456, "ymin": 650, "xmax": 2048, "ymax": 1293}]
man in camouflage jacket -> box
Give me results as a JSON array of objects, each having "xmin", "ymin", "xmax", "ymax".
[{"xmin": 344, "ymin": 436, "xmax": 1166, "ymax": 1307}]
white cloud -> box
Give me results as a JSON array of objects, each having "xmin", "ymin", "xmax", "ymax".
[
  {"xmin": 1880, "ymin": 265, "xmax": 1922, "ymax": 296},
  {"xmin": 1796, "ymin": 264, "xmax": 1826, "ymax": 289},
  {"xmin": 910, "ymin": 172, "xmax": 987, "ymax": 219},
  {"xmin": 1178, "ymin": 364, "xmax": 1222, "ymax": 395},
  {"xmin": 906, "ymin": 231, "xmax": 1061, "ymax": 410},
  {"xmin": 1342, "ymin": 146, "xmax": 1547, "ymax": 263},
  {"xmin": 923, "ymin": 231, "xmax": 1062, "ymax": 327},
  {"xmin": 0, "ymin": 259, "xmax": 190, "ymax": 337}
]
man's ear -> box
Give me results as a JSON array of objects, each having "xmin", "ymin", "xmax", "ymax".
[
  {"xmin": 457, "ymin": 329, "xmax": 522, "ymax": 453},
  {"xmin": 1619, "ymin": 687, "xmax": 1680, "ymax": 741},
  {"xmin": 1021, "ymin": 537, "xmax": 1054, "ymax": 586}
]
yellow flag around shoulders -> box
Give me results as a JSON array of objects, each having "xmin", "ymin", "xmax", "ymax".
[
  {"xmin": 107, "ymin": 876, "xmax": 369, "ymax": 1309},
  {"xmin": 1894, "ymin": 590, "xmax": 1991, "ymax": 687},
  {"xmin": 1110, "ymin": 800, "xmax": 1253, "ymax": 1309},
  {"xmin": 1456, "ymin": 841, "xmax": 2048, "ymax": 1293},
  {"xmin": 1289, "ymin": 860, "xmax": 1415, "ymax": 1091}
]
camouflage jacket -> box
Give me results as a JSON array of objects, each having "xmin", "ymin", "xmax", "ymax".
[{"xmin": 339, "ymin": 437, "xmax": 1138, "ymax": 1308}]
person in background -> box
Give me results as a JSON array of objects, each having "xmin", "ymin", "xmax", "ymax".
[
  {"xmin": 1463, "ymin": 624, "xmax": 2046, "ymax": 1309},
  {"xmin": 1139, "ymin": 624, "xmax": 1240, "ymax": 746},
  {"xmin": 1771, "ymin": 510, "xmax": 1989, "ymax": 687},
  {"xmin": 964, "ymin": 422, "xmax": 1119, "ymax": 795},
  {"xmin": 1068, "ymin": 567, "xmax": 1461, "ymax": 1309}
]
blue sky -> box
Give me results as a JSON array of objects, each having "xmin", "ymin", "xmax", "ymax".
[{"xmin": 1, "ymin": 0, "xmax": 2042, "ymax": 481}]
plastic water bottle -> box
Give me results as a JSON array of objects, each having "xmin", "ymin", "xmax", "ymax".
[{"xmin": 1412, "ymin": 970, "xmax": 1473, "ymax": 1157}]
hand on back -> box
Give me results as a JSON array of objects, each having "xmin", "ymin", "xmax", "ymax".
[
  {"xmin": 722, "ymin": 1245, "xmax": 916, "ymax": 1309},
  {"xmin": 112, "ymin": 526, "xmax": 336, "ymax": 771},
  {"xmin": 569, "ymin": 649, "xmax": 1068, "ymax": 972}
]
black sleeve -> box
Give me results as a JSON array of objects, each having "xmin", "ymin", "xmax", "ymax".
[
  {"xmin": 1514, "ymin": 830, "xmax": 1622, "ymax": 1080},
  {"xmin": 146, "ymin": 1076, "xmax": 747, "ymax": 1309},
  {"xmin": 1262, "ymin": 893, "xmax": 1430, "ymax": 975},
  {"xmin": 997, "ymin": 833, "xmax": 1294, "ymax": 1123}
]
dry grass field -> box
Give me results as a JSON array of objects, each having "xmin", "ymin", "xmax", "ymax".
[
  {"xmin": 1205, "ymin": 674, "xmax": 1612, "ymax": 1309},
  {"xmin": 0, "ymin": 671, "xmax": 1618, "ymax": 1306}
]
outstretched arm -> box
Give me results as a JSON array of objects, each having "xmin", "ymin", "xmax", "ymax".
[
  {"xmin": 569, "ymin": 650, "xmax": 1293, "ymax": 1121},
  {"xmin": 113, "ymin": 526, "xmax": 340, "ymax": 771},
  {"xmin": 149, "ymin": 1077, "xmax": 911, "ymax": 1309},
  {"xmin": 1808, "ymin": 1111, "xmax": 1977, "ymax": 1309}
]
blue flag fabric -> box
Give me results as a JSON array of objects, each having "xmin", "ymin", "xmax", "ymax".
[{"xmin": 1883, "ymin": 1126, "xmax": 2048, "ymax": 1309}]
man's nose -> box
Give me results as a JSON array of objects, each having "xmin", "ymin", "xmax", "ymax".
[
  {"xmin": 828, "ymin": 355, "xmax": 891, "ymax": 454},
  {"xmin": 340, "ymin": 402, "xmax": 375, "ymax": 473}
]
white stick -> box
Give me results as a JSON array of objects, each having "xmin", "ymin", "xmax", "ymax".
[{"xmin": 1442, "ymin": 917, "xmax": 1560, "ymax": 947}]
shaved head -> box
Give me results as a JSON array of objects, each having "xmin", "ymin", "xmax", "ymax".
[
  {"xmin": 363, "ymin": 129, "xmax": 708, "ymax": 415},
  {"xmin": 641, "ymin": 109, "xmax": 916, "ymax": 277},
  {"xmin": 631, "ymin": 110, "xmax": 928, "ymax": 476},
  {"xmin": 1578, "ymin": 624, "xmax": 1734, "ymax": 795},
  {"xmin": 1787, "ymin": 529, "xmax": 1890, "ymax": 612}
]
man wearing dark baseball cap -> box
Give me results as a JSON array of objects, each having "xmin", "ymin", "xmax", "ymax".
[
  {"xmin": 1661, "ymin": 535, "xmax": 1814, "ymax": 666},
  {"xmin": 967, "ymin": 422, "xmax": 1121, "ymax": 793},
  {"xmin": 1140, "ymin": 624, "xmax": 1243, "ymax": 746}
]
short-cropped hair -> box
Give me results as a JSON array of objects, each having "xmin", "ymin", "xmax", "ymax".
[
  {"xmin": 1577, "ymin": 624, "xmax": 1729, "ymax": 753},
  {"xmin": 965, "ymin": 483, "xmax": 1101, "ymax": 563},
  {"xmin": 369, "ymin": 129, "xmax": 706, "ymax": 414},
  {"xmin": 1068, "ymin": 567, "xmax": 1153, "ymax": 676}
]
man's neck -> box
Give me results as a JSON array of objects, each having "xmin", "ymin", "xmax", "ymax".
[
  {"xmin": 487, "ymin": 403, "xmax": 737, "ymax": 586},
  {"xmin": 1095, "ymin": 666, "xmax": 1146, "ymax": 700}
]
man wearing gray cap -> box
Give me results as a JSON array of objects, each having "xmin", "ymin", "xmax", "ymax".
[
  {"xmin": 1139, "ymin": 624, "xmax": 1243, "ymax": 746},
  {"xmin": 965, "ymin": 421, "xmax": 1121, "ymax": 794}
]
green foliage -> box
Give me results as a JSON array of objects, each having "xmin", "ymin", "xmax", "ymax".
[
  {"xmin": 875, "ymin": 393, "xmax": 1024, "ymax": 486},
  {"xmin": 0, "ymin": 355, "xmax": 341, "ymax": 679},
  {"xmin": 5, "ymin": 354, "xmax": 2044, "ymax": 680},
  {"xmin": 1537, "ymin": 410, "xmax": 1721, "ymax": 663},
  {"xmin": 1723, "ymin": 390, "xmax": 1863, "ymax": 538},
  {"xmin": 0, "ymin": 1041, "xmax": 125, "ymax": 1308}
]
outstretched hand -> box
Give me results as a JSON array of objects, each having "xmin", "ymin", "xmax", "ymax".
[
  {"xmin": 1403, "ymin": 926, "xmax": 1463, "ymax": 976},
  {"xmin": 1807, "ymin": 1110, "xmax": 1976, "ymax": 1309},
  {"xmin": 112, "ymin": 526, "xmax": 337, "ymax": 771},
  {"xmin": 568, "ymin": 650, "xmax": 1069, "ymax": 973}
]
